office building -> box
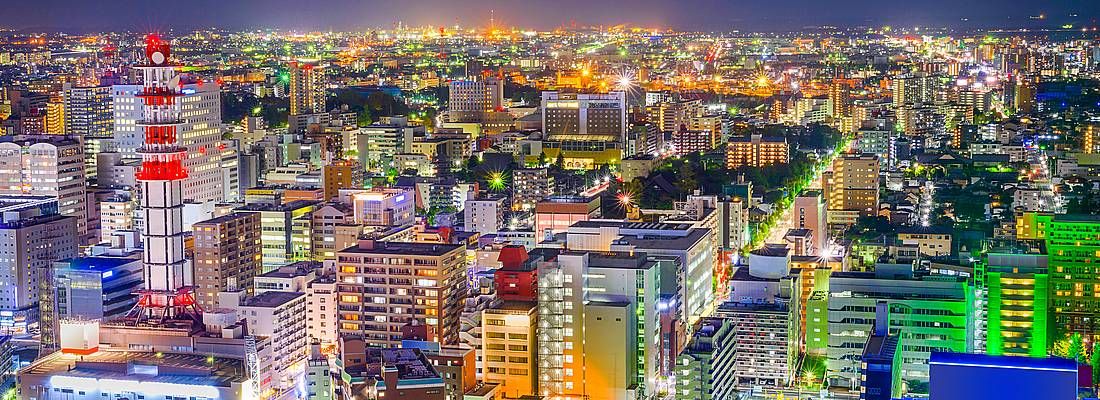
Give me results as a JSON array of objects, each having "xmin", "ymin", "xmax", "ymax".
[
  {"xmin": 53, "ymin": 255, "xmax": 143, "ymax": 321},
  {"xmin": 533, "ymin": 195, "xmax": 600, "ymax": 236},
  {"xmin": 726, "ymin": 134, "xmax": 789, "ymax": 168},
  {"xmin": 448, "ymin": 77, "xmax": 503, "ymax": 122},
  {"xmin": 336, "ymin": 240, "xmax": 467, "ymax": 346},
  {"xmin": 310, "ymin": 203, "xmax": 363, "ymax": 262},
  {"xmin": 0, "ymin": 212, "xmax": 77, "ymax": 334},
  {"xmin": 237, "ymin": 200, "xmax": 318, "ymax": 269},
  {"xmin": 62, "ymin": 84, "xmax": 112, "ymax": 179},
  {"xmin": 860, "ymin": 302, "xmax": 902, "ymax": 400},
  {"xmin": 357, "ymin": 116, "xmax": 421, "ymax": 171},
  {"xmin": 307, "ymin": 275, "xmax": 338, "ymax": 346},
  {"xmin": 808, "ymin": 267, "xmax": 973, "ymax": 391},
  {"xmin": 0, "ymin": 135, "xmax": 88, "ymax": 242},
  {"xmin": 111, "ymin": 77, "xmax": 225, "ymax": 203},
  {"xmin": 1017, "ymin": 212, "xmax": 1100, "ymax": 340},
  {"xmin": 341, "ymin": 187, "xmax": 416, "ymax": 227},
  {"xmin": 539, "ymin": 91, "xmax": 627, "ymax": 169},
  {"xmin": 481, "ymin": 301, "xmax": 538, "ymax": 398},
  {"xmin": 192, "ymin": 212, "xmax": 262, "ymax": 309}
]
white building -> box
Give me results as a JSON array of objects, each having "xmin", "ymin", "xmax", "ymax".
[
  {"xmin": 464, "ymin": 194, "xmax": 506, "ymax": 235},
  {"xmin": 307, "ymin": 276, "xmax": 338, "ymax": 346},
  {"xmin": 111, "ymin": 80, "xmax": 225, "ymax": 203},
  {"xmin": 0, "ymin": 135, "xmax": 88, "ymax": 242},
  {"xmin": 231, "ymin": 291, "xmax": 309, "ymax": 399}
]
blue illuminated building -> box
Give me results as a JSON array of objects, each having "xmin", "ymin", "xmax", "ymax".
[{"xmin": 929, "ymin": 352, "xmax": 1078, "ymax": 400}]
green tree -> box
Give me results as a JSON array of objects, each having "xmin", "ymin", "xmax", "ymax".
[{"xmin": 554, "ymin": 152, "xmax": 565, "ymax": 170}]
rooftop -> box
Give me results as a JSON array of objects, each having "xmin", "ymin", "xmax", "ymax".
[
  {"xmin": 21, "ymin": 350, "xmax": 247, "ymax": 388},
  {"xmin": 58, "ymin": 256, "xmax": 140, "ymax": 271},
  {"xmin": 240, "ymin": 290, "xmax": 304, "ymax": 308},
  {"xmin": 340, "ymin": 240, "xmax": 464, "ymax": 257},
  {"xmin": 929, "ymin": 352, "xmax": 1077, "ymax": 373}
]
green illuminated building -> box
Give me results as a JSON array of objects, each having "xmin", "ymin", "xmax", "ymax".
[
  {"xmin": 975, "ymin": 252, "xmax": 1048, "ymax": 357},
  {"xmin": 808, "ymin": 264, "xmax": 974, "ymax": 393},
  {"xmin": 1017, "ymin": 212, "xmax": 1100, "ymax": 339}
]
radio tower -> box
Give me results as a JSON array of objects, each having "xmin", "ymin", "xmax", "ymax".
[{"xmin": 124, "ymin": 34, "xmax": 201, "ymax": 325}]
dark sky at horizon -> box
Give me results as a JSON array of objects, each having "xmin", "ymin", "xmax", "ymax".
[{"xmin": 1, "ymin": 0, "xmax": 1098, "ymax": 32}]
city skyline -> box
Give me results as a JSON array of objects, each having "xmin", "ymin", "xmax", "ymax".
[{"xmin": 0, "ymin": 0, "xmax": 1098, "ymax": 32}]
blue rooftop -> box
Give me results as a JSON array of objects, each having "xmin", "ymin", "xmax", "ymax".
[
  {"xmin": 930, "ymin": 352, "xmax": 1078, "ymax": 372},
  {"xmin": 60, "ymin": 257, "xmax": 138, "ymax": 271}
]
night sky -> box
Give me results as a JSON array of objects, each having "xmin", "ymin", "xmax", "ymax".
[{"xmin": 1, "ymin": 0, "xmax": 1097, "ymax": 32}]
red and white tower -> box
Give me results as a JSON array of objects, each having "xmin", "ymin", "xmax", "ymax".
[{"xmin": 126, "ymin": 34, "xmax": 200, "ymax": 323}]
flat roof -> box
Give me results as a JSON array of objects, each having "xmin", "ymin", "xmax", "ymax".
[
  {"xmin": 340, "ymin": 241, "xmax": 464, "ymax": 256},
  {"xmin": 21, "ymin": 350, "xmax": 247, "ymax": 388},
  {"xmin": 241, "ymin": 291, "xmax": 304, "ymax": 308},
  {"xmin": 59, "ymin": 256, "xmax": 140, "ymax": 271},
  {"xmin": 929, "ymin": 352, "xmax": 1077, "ymax": 372}
]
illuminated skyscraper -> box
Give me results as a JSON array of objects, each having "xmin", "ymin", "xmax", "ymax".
[
  {"xmin": 63, "ymin": 83, "xmax": 113, "ymax": 179},
  {"xmin": 289, "ymin": 60, "xmax": 326, "ymax": 116}
]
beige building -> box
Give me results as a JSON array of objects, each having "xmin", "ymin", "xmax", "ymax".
[
  {"xmin": 336, "ymin": 240, "xmax": 467, "ymax": 346},
  {"xmin": 289, "ymin": 61, "xmax": 326, "ymax": 116},
  {"xmin": 897, "ymin": 226, "xmax": 952, "ymax": 257},
  {"xmin": 192, "ymin": 212, "xmax": 262, "ymax": 310},
  {"xmin": 726, "ymin": 134, "xmax": 789, "ymax": 168},
  {"xmin": 481, "ymin": 301, "xmax": 538, "ymax": 398},
  {"xmin": 823, "ymin": 154, "xmax": 880, "ymax": 224}
]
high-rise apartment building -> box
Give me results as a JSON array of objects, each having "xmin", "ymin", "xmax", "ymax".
[
  {"xmin": 536, "ymin": 250, "xmax": 677, "ymax": 398},
  {"xmin": 0, "ymin": 135, "xmax": 88, "ymax": 242},
  {"xmin": 512, "ymin": 168, "xmax": 554, "ymax": 211},
  {"xmin": 823, "ymin": 154, "xmax": 880, "ymax": 224},
  {"xmin": 335, "ymin": 240, "xmax": 467, "ymax": 346},
  {"xmin": 828, "ymin": 81, "xmax": 852, "ymax": 118},
  {"xmin": 192, "ymin": 212, "xmax": 262, "ymax": 310},
  {"xmin": 792, "ymin": 193, "xmax": 828, "ymax": 255},
  {"xmin": 976, "ymin": 252, "xmax": 1048, "ymax": 357},
  {"xmin": 289, "ymin": 61, "xmax": 326, "ymax": 116}
]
